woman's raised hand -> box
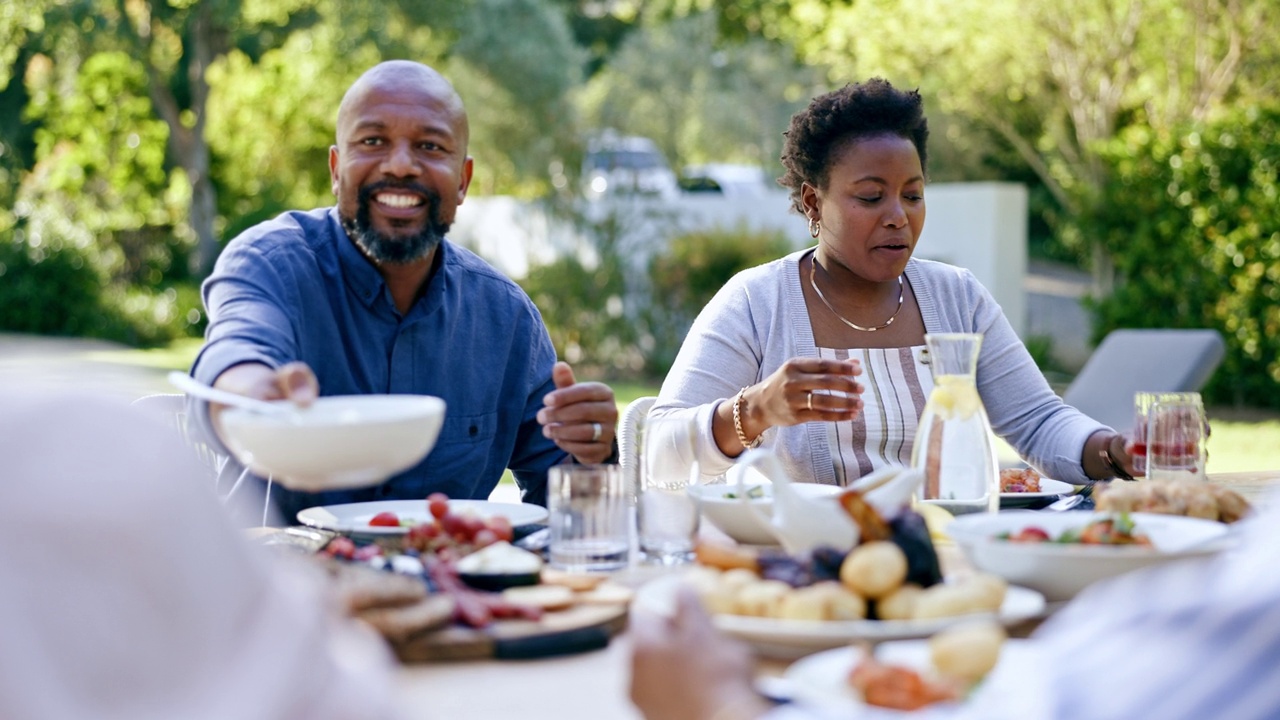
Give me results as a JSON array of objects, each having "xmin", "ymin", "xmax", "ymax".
[{"xmin": 751, "ymin": 357, "xmax": 864, "ymax": 427}]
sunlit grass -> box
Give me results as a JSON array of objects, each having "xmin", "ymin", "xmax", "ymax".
[{"xmin": 83, "ymin": 337, "xmax": 203, "ymax": 371}]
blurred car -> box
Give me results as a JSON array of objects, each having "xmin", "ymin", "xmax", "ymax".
[
  {"xmin": 679, "ymin": 163, "xmax": 772, "ymax": 198},
  {"xmin": 583, "ymin": 132, "xmax": 679, "ymax": 201}
]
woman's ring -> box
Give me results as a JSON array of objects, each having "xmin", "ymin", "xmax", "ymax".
[
  {"xmin": 591, "ymin": 422, "xmax": 602, "ymax": 442},
  {"xmin": 807, "ymin": 392, "xmax": 813, "ymax": 412}
]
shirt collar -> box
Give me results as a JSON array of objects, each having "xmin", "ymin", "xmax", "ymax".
[{"xmin": 328, "ymin": 207, "xmax": 452, "ymax": 317}]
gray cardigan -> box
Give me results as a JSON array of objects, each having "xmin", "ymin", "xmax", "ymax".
[{"xmin": 651, "ymin": 248, "xmax": 1107, "ymax": 485}]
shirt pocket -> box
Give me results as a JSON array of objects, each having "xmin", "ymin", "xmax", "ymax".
[{"xmin": 436, "ymin": 410, "xmax": 499, "ymax": 446}]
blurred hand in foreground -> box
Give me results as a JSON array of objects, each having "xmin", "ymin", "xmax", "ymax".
[{"xmin": 629, "ymin": 586, "xmax": 770, "ymax": 720}]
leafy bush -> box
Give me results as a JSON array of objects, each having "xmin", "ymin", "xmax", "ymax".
[
  {"xmin": 519, "ymin": 209, "xmax": 797, "ymax": 379},
  {"xmin": 1082, "ymin": 105, "xmax": 1280, "ymax": 407},
  {"xmin": 0, "ymin": 218, "xmax": 204, "ymax": 346},
  {"xmin": 644, "ymin": 224, "xmax": 795, "ymax": 375}
]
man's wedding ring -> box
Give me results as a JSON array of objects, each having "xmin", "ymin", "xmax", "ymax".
[
  {"xmin": 591, "ymin": 422, "xmax": 602, "ymax": 442},
  {"xmin": 807, "ymin": 392, "xmax": 813, "ymax": 412}
]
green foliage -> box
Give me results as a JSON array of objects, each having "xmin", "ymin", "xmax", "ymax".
[
  {"xmin": 520, "ymin": 209, "xmax": 794, "ymax": 379},
  {"xmin": 519, "ymin": 206, "xmax": 642, "ymax": 375},
  {"xmin": 644, "ymin": 223, "xmax": 793, "ymax": 374},
  {"xmin": 1083, "ymin": 104, "xmax": 1280, "ymax": 407}
]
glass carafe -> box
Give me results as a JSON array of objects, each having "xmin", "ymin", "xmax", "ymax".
[{"xmin": 911, "ymin": 333, "xmax": 999, "ymax": 514}]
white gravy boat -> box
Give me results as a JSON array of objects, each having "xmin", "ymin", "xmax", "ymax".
[{"xmin": 726, "ymin": 449, "xmax": 925, "ymax": 555}]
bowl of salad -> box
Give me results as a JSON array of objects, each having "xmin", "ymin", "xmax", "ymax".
[
  {"xmin": 945, "ymin": 510, "xmax": 1232, "ymax": 601},
  {"xmin": 688, "ymin": 472, "xmax": 844, "ymax": 546}
]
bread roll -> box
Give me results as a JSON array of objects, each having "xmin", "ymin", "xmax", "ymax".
[
  {"xmin": 929, "ymin": 621, "xmax": 1007, "ymax": 683},
  {"xmin": 876, "ymin": 583, "xmax": 923, "ymax": 621},
  {"xmin": 840, "ymin": 541, "xmax": 908, "ymax": 599},
  {"xmin": 735, "ymin": 579, "xmax": 791, "ymax": 617}
]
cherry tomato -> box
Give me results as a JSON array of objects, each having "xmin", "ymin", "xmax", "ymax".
[
  {"xmin": 428, "ymin": 494, "xmax": 450, "ymax": 520},
  {"xmin": 368, "ymin": 511, "xmax": 401, "ymax": 527},
  {"xmin": 1010, "ymin": 527, "xmax": 1051, "ymax": 543}
]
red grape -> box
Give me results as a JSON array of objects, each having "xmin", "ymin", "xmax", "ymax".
[{"xmin": 428, "ymin": 494, "xmax": 450, "ymax": 520}]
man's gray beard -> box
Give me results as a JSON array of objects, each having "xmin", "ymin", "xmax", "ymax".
[
  {"xmin": 343, "ymin": 183, "xmax": 450, "ymax": 265},
  {"xmin": 344, "ymin": 217, "xmax": 445, "ymax": 265}
]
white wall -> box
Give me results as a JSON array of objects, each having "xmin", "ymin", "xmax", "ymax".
[{"xmin": 451, "ymin": 181, "xmax": 1028, "ymax": 335}]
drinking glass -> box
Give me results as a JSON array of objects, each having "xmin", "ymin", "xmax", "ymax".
[
  {"xmin": 547, "ymin": 464, "xmax": 630, "ymax": 572},
  {"xmin": 636, "ymin": 415, "xmax": 701, "ymax": 565},
  {"xmin": 1131, "ymin": 392, "xmax": 1205, "ymax": 477},
  {"xmin": 1144, "ymin": 396, "xmax": 1209, "ymax": 483}
]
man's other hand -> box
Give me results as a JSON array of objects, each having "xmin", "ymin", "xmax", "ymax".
[{"xmin": 537, "ymin": 361, "xmax": 617, "ymax": 464}]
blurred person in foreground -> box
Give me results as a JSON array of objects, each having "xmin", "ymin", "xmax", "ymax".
[
  {"xmin": 190, "ymin": 60, "xmax": 616, "ymax": 521},
  {"xmin": 630, "ymin": 497, "xmax": 1280, "ymax": 720},
  {"xmin": 0, "ymin": 381, "xmax": 400, "ymax": 720},
  {"xmin": 648, "ymin": 78, "xmax": 1139, "ymax": 488}
]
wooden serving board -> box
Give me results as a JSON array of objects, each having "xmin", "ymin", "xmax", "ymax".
[{"xmin": 394, "ymin": 601, "xmax": 629, "ymax": 662}]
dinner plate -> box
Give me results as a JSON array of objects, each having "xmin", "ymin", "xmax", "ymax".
[
  {"xmin": 1000, "ymin": 477, "xmax": 1074, "ymax": 508},
  {"xmin": 784, "ymin": 638, "xmax": 1039, "ymax": 716},
  {"xmin": 296, "ymin": 499, "xmax": 549, "ymax": 536},
  {"xmin": 631, "ymin": 574, "xmax": 1045, "ymax": 659}
]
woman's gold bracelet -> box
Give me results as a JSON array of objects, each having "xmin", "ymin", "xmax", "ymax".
[{"xmin": 733, "ymin": 387, "xmax": 763, "ymax": 450}]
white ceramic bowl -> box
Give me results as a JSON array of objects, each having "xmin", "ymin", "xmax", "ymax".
[
  {"xmin": 220, "ymin": 394, "xmax": 446, "ymax": 492},
  {"xmin": 947, "ymin": 510, "xmax": 1231, "ymax": 601},
  {"xmin": 688, "ymin": 480, "xmax": 844, "ymax": 545}
]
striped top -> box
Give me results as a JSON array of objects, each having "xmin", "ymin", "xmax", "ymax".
[{"xmin": 817, "ymin": 346, "xmax": 933, "ymax": 486}]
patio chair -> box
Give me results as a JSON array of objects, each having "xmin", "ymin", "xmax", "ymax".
[
  {"xmin": 1061, "ymin": 329, "xmax": 1225, "ymax": 431},
  {"xmin": 130, "ymin": 393, "xmax": 261, "ymax": 511},
  {"xmin": 618, "ymin": 396, "xmax": 656, "ymax": 500}
]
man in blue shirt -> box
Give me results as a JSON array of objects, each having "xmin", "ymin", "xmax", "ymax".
[{"xmin": 192, "ymin": 60, "xmax": 618, "ymax": 520}]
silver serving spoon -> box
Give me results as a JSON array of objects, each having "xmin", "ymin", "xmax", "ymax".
[{"xmin": 167, "ymin": 371, "xmax": 296, "ymax": 416}]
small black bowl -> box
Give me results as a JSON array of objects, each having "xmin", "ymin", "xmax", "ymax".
[{"xmin": 457, "ymin": 570, "xmax": 542, "ymax": 592}]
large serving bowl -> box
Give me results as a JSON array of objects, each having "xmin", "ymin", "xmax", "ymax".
[
  {"xmin": 220, "ymin": 394, "xmax": 446, "ymax": 492},
  {"xmin": 947, "ymin": 510, "xmax": 1232, "ymax": 601},
  {"xmin": 688, "ymin": 478, "xmax": 844, "ymax": 545}
]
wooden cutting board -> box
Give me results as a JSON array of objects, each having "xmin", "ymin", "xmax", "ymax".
[{"xmin": 394, "ymin": 601, "xmax": 629, "ymax": 662}]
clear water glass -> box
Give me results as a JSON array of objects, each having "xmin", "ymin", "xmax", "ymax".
[
  {"xmin": 547, "ymin": 464, "xmax": 630, "ymax": 572},
  {"xmin": 637, "ymin": 415, "xmax": 701, "ymax": 565}
]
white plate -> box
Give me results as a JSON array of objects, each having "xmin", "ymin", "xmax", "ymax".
[
  {"xmin": 1000, "ymin": 477, "xmax": 1074, "ymax": 507},
  {"xmin": 784, "ymin": 638, "xmax": 1038, "ymax": 716},
  {"xmin": 296, "ymin": 499, "xmax": 548, "ymax": 536},
  {"xmin": 631, "ymin": 574, "xmax": 1045, "ymax": 659}
]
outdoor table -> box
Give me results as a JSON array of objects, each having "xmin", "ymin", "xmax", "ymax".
[{"xmin": 389, "ymin": 470, "xmax": 1279, "ymax": 718}]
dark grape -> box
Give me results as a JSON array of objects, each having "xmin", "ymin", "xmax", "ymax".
[
  {"xmin": 888, "ymin": 510, "xmax": 943, "ymax": 588},
  {"xmin": 810, "ymin": 545, "xmax": 848, "ymax": 582},
  {"xmin": 757, "ymin": 553, "xmax": 813, "ymax": 588}
]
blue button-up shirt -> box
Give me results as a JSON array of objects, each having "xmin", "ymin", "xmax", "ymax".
[{"xmin": 193, "ymin": 207, "xmax": 566, "ymax": 520}]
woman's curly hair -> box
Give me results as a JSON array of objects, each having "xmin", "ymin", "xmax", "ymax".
[{"xmin": 778, "ymin": 78, "xmax": 929, "ymax": 214}]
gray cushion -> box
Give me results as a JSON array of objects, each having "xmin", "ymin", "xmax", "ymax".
[{"xmin": 1062, "ymin": 329, "xmax": 1225, "ymax": 431}]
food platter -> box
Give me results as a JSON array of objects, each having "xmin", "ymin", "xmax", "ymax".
[
  {"xmin": 999, "ymin": 477, "xmax": 1074, "ymax": 508},
  {"xmin": 783, "ymin": 638, "xmax": 1040, "ymax": 716},
  {"xmin": 631, "ymin": 574, "xmax": 1045, "ymax": 658},
  {"xmin": 297, "ymin": 499, "xmax": 548, "ymax": 537}
]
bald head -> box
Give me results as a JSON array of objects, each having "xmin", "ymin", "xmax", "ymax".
[{"xmin": 336, "ymin": 61, "xmax": 469, "ymax": 149}]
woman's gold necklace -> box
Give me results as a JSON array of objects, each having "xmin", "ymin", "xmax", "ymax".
[{"xmin": 809, "ymin": 256, "xmax": 904, "ymax": 332}]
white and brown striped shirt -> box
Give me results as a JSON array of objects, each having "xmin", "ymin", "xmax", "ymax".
[{"xmin": 817, "ymin": 346, "xmax": 933, "ymax": 486}]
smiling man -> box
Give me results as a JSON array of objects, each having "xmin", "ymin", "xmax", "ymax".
[{"xmin": 191, "ymin": 61, "xmax": 617, "ymax": 521}]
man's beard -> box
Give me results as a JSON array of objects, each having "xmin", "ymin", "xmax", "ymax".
[{"xmin": 342, "ymin": 181, "xmax": 450, "ymax": 265}]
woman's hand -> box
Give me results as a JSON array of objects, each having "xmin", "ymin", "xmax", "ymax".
[{"xmin": 714, "ymin": 358, "xmax": 863, "ymax": 455}]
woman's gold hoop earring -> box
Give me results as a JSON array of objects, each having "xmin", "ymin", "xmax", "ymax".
[{"xmin": 808, "ymin": 217, "xmax": 821, "ymax": 238}]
